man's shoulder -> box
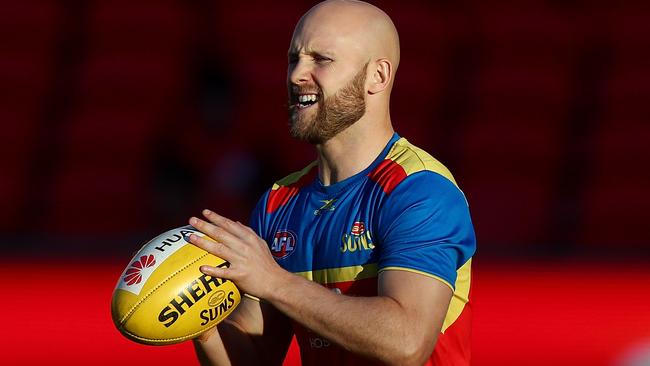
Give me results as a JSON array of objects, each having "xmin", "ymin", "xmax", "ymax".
[
  {"xmin": 368, "ymin": 137, "xmax": 460, "ymax": 195},
  {"xmin": 260, "ymin": 161, "xmax": 317, "ymax": 215},
  {"xmin": 272, "ymin": 161, "xmax": 318, "ymax": 189},
  {"xmin": 390, "ymin": 137, "xmax": 458, "ymax": 186}
]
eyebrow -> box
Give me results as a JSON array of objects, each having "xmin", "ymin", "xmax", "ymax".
[{"xmin": 288, "ymin": 49, "xmax": 335, "ymax": 59}]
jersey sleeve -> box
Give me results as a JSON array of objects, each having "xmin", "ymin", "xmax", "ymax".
[{"xmin": 376, "ymin": 171, "xmax": 476, "ymax": 290}]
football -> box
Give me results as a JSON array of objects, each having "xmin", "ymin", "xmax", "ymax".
[{"xmin": 111, "ymin": 226, "xmax": 241, "ymax": 345}]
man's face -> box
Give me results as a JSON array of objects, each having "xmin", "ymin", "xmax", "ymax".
[
  {"xmin": 286, "ymin": 22, "xmax": 369, "ymax": 144},
  {"xmin": 288, "ymin": 63, "xmax": 367, "ymax": 144}
]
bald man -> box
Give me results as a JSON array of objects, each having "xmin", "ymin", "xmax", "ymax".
[{"xmin": 189, "ymin": 1, "xmax": 475, "ymax": 365}]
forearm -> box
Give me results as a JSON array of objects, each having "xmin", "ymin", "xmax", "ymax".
[
  {"xmin": 193, "ymin": 321, "xmax": 262, "ymax": 366},
  {"xmin": 193, "ymin": 296, "xmax": 292, "ymax": 366},
  {"xmin": 266, "ymin": 272, "xmax": 433, "ymax": 365},
  {"xmin": 188, "ymin": 212, "xmax": 450, "ymax": 365},
  {"xmin": 193, "ymin": 326, "xmax": 230, "ymax": 366}
]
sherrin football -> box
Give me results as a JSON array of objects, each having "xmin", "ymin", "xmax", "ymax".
[{"xmin": 111, "ymin": 226, "xmax": 241, "ymax": 345}]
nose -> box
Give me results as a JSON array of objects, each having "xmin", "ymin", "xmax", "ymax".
[{"xmin": 288, "ymin": 58, "xmax": 311, "ymax": 86}]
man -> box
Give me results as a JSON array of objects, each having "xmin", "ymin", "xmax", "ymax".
[{"xmin": 188, "ymin": 1, "xmax": 476, "ymax": 365}]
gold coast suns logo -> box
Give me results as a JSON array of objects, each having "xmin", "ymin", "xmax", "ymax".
[{"xmin": 341, "ymin": 221, "xmax": 374, "ymax": 253}]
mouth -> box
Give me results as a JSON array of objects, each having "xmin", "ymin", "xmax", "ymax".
[{"xmin": 293, "ymin": 93, "xmax": 319, "ymax": 110}]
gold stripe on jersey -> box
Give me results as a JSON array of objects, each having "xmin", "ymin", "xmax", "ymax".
[
  {"xmin": 386, "ymin": 138, "xmax": 459, "ymax": 187},
  {"xmin": 294, "ymin": 263, "xmax": 378, "ymax": 285},
  {"xmin": 379, "ymin": 267, "xmax": 454, "ymax": 291},
  {"xmin": 271, "ymin": 161, "xmax": 317, "ymax": 190},
  {"xmin": 441, "ymin": 258, "xmax": 471, "ymax": 333},
  {"xmin": 379, "ymin": 259, "xmax": 471, "ymax": 334}
]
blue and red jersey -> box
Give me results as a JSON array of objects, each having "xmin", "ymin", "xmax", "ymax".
[{"xmin": 250, "ymin": 133, "xmax": 476, "ymax": 365}]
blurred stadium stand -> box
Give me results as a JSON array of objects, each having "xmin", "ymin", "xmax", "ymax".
[
  {"xmin": 1, "ymin": 1, "xmax": 648, "ymax": 365},
  {"xmin": 3, "ymin": 0, "xmax": 648, "ymax": 257}
]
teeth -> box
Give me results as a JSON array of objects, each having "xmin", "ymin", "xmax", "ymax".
[{"xmin": 298, "ymin": 94, "xmax": 317, "ymax": 103}]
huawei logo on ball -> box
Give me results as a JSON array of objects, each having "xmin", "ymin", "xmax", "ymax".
[{"xmin": 123, "ymin": 255, "xmax": 156, "ymax": 286}]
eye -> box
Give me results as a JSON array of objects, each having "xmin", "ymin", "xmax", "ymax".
[{"xmin": 313, "ymin": 55, "xmax": 332, "ymax": 64}]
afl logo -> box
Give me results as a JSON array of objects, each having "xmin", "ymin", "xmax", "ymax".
[{"xmin": 270, "ymin": 230, "xmax": 297, "ymax": 259}]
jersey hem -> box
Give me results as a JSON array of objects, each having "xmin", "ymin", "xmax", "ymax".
[{"xmin": 378, "ymin": 266, "xmax": 454, "ymax": 291}]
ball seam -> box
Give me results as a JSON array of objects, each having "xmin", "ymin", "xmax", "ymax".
[
  {"xmin": 121, "ymin": 305, "xmax": 236, "ymax": 344},
  {"xmin": 119, "ymin": 251, "xmax": 210, "ymax": 325}
]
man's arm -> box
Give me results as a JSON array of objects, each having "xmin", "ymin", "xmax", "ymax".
[
  {"xmin": 271, "ymin": 268, "xmax": 452, "ymax": 365},
  {"xmin": 189, "ymin": 210, "xmax": 453, "ymax": 366},
  {"xmin": 193, "ymin": 296, "xmax": 293, "ymax": 366}
]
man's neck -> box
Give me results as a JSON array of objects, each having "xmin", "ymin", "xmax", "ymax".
[{"xmin": 316, "ymin": 117, "xmax": 394, "ymax": 186}]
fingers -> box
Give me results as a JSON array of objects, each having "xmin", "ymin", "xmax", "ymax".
[
  {"xmin": 201, "ymin": 209, "xmax": 230, "ymax": 227},
  {"xmin": 188, "ymin": 210, "xmax": 260, "ymax": 265},
  {"xmin": 199, "ymin": 264, "xmax": 229, "ymax": 279},
  {"xmin": 202, "ymin": 210, "xmax": 256, "ymax": 242},
  {"xmin": 236, "ymin": 220, "xmax": 261, "ymax": 241},
  {"xmin": 190, "ymin": 216, "xmax": 243, "ymax": 249},
  {"xmin": 188, "ymin": 233, "xmax": 237, "ymax": 262},
  {"xmin": 188, "ymin": 209, "xmax": 268, "ymax": 290},
  {"xmin": 188, "ymin": 231, "xmax": 236, "ymax": 280}
]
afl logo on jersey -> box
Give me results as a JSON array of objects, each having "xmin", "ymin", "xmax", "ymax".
[{"xmin": 271, "ymin": 230, "xmax": 297, "ymax": 259}]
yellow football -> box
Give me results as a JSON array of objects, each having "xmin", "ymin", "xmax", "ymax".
[{"xmin": 111, "ymin": 226, "xmax": 240, "ymax": 345}]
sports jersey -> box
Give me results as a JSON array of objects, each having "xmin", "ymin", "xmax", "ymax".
[{"xmin": 249, "ymin": 133, "xmax": 476, "ymax": 365}]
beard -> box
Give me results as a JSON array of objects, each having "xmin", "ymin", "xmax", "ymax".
[{"xmin": 288, "ymin": 63, "xmax": 368, "ymax": 144}]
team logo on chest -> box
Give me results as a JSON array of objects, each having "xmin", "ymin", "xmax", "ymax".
[
  {"xmin": 341, "ymin": 221, "xmax": 375, "ymax": 253},
  {"xmin": 271, "ymin": 230, "xmax": 297, "ymax": 259}
]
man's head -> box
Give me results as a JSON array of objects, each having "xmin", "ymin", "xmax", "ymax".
[{"xmin": 287, "ymin": 0, "xmax": 400, "ymax": 144}]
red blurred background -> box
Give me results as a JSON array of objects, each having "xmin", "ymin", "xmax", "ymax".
[{"xmin": 1, "ymin": 0, "xmax": 648, "ymax": 365}]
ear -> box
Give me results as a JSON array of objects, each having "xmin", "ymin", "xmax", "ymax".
[{"xmin": 368, "ymin": 59, "xmax": 392, "ymax": 95}]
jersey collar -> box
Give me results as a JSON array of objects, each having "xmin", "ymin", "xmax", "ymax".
[{"xmin": 311, "ymin": 132, "xmax": 401, "ymax": 196}]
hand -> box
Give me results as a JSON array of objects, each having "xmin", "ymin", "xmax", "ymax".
[{"xmin": 188, "ymin": 209, "xmax": 288, "ymax": 300}]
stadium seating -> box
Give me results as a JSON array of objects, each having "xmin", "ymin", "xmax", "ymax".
[
  {"xmin": 0, "ymin": 0, "xmax": 648, "ymax": 253},
  {"xmin": 0, "ymin": 1, "xmax": 61, "ymax": 232}
]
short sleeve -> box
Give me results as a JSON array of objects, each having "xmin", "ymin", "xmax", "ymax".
[{"xmin": 376, "ymin": 171, "xmax": 476, "ymax": 289}]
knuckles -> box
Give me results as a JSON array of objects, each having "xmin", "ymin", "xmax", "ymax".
[{"xmin": 243, "ymin": 231, "xmax": 257, "ymax": 242}]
